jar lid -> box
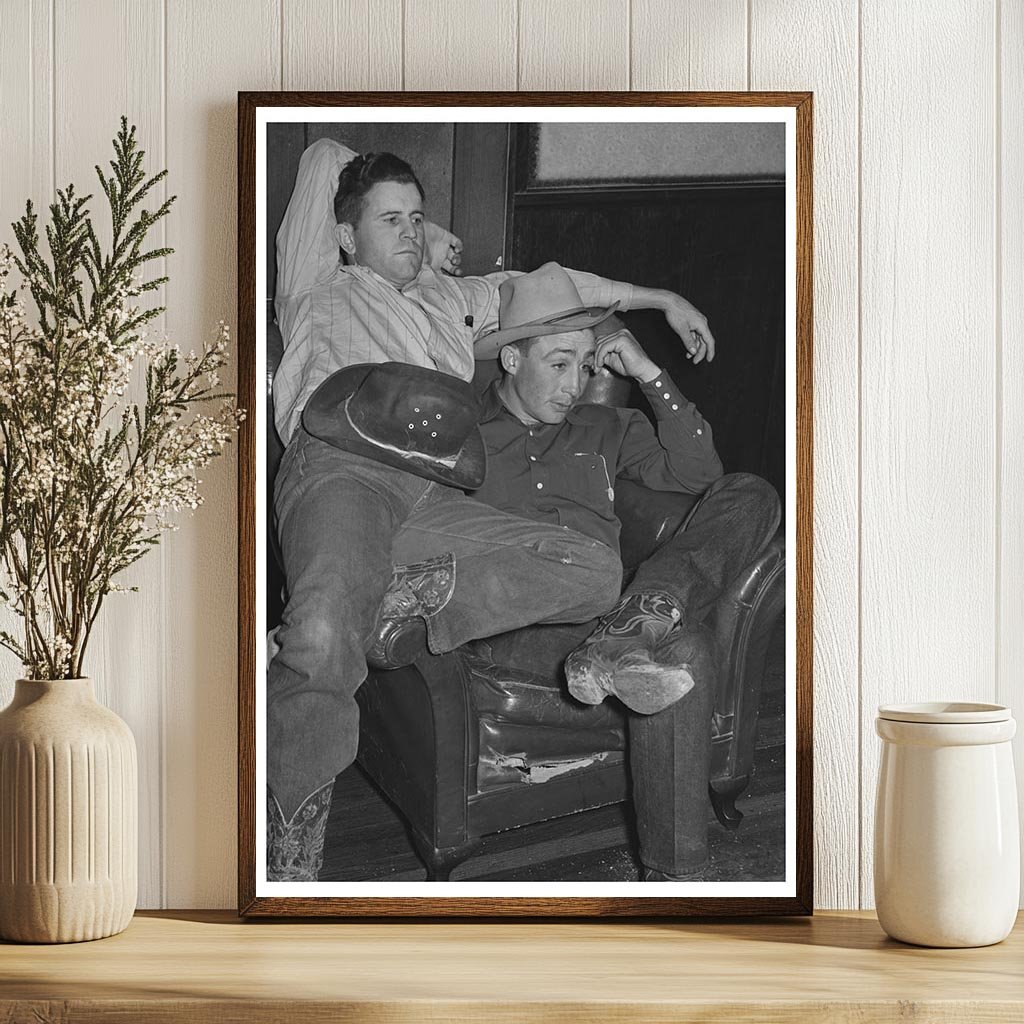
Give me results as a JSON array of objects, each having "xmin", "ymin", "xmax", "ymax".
[{"xmin": 877, "ymin": 701, "xmax": 1011, "ymax": 724}]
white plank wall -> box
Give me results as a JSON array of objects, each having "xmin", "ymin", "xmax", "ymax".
[
  {"xmin": 405, "ymin": 0, "xmax": 517, "ymax": 90},
  {"xmin": 0, "ymin": 3, "xmax": 52, "ymax": 694},
  {"xmin": 162, "ymin": 0, "xmax": 280, "ymax": 909},
  {"xmin": 632, "ymin": 0, "xmax": 747, "ymax": 91},
  {"xmin": 519, "ymin": 0, "xmax": 629, "ymax": 91},
  {"xmin": 282, "ymin": 0, "xmax": 402, "ymax": 91},
  {"xmin": 1002, "ymin": 0, "xmax": 1024, "ymax": 899},
  {"xmin": 750, "ymin": 0, "xmax": 861, "ymax": 913},
  {"xmin": 859, "ymin": 0, "xmax": 999, "ymax": 909},
  {"xmin": 0, "ymin": 0, "xmax": 1019, "ymax": 910},
  {"xmin": 56, "ymin": 0, "xmax": 168, "ymax": 910}
]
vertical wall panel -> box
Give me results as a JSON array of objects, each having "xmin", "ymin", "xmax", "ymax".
[
  {"xmin": 519, "ymin": 0, "xmax": 628, "ymax": 90},
  {"xmin": 860, "ymin": 1, "xmax": 997, "ymax": 908},
  {"xmin": 0, "ymin": 0, "xmax": 52, "ymax": 225},
  {"xmin": 165, "ymin": 0, "xmax": 280, "ymax": 908},
  {"xmin": 0, "ymin": 3, "xmax": 53, "ymax": 696},
  {"xmin": 631, "ymin": 0, "xmax": 747, "ymax": 90},
  {"xmin": 282, "ymin": 0, "xmax": 402, "ymax": 91},
  {"xmin": 1000, "ymin": 0, "xmax": 1024, "ymax": 902},
  {"xmin": 53, "ymin": 0, "xmax": 166, "ymax": 909},
  {"xmin": 405, "ymin": 0, "xmax": 516, "ymax": 90},
  {"xmin": 751, "ymin": 0, "xmax": 860, "ymax": 910}
]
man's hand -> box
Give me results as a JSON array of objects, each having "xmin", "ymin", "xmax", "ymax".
[
  {"xmin": 424, "ymin": 222, "xmax": 463, "ymax": 276},
  {"xmin": 594, "ymin": 329, "xmax": 662, "ymax": 383},
  {"xmin": 663, "ymin": 295, "xmax": 715, "ymax": 363}
]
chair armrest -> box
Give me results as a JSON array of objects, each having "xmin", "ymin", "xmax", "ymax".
[
  {"xmin": 358, "ymin": 653, "xmax": 480, "ymax": 848},
  {"xmin": 710, "ymin": 531, "xmax": 786, "ymax": 782},
  {"xmin": 614, "ymin": 479, "xmax": 701, "ymax": 573}
]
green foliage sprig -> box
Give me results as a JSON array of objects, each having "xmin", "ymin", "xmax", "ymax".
[{"xmin": 0, "ymin": 117, "xmax": 242, "ymax": 679}]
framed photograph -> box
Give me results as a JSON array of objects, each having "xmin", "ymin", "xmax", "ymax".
[{"xmin": 238, "ymin": 91, "xmax": 812, "ymax": 916}]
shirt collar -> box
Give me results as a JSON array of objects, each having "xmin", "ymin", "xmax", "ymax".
[
  {"xmin": 479, "ymin": 380, "xmax": 508, "ymax": 424},
  {"xmin": 338, "ymin": 262, "xmax": 432, "ymax": 294}
]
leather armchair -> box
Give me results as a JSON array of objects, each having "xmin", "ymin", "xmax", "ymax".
[{"xmin": 267, "ymin": 314, "xmax": 786, "ymax": 880}]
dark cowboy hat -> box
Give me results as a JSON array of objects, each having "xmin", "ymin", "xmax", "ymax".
[
  {"xmin": 301, "ymin": 362, "xmax": 486, "ymax": 490},
  {"xmin": 474, "ymin": 261, "xmax": 621, "ymax": 359}
]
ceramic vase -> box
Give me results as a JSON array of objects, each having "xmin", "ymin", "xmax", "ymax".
[
  {"xmin": 874, "ymin": 702, "xmax": 1019, "ymax": 948},
  {"xmin": 0, "ymin": 678, "xmax": 137, "ymax": 943}
]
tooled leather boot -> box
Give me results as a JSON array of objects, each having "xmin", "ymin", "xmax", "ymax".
[
  {"xmin": 365, "ymin": 553, "xmax": 455, "ymax": 669},
  {"xmin": 267, "ymin": 781, "xmax": 334, "ymax": 882},
  {"xmin": 565, "ymin": 591, "xmax": 711, "ymax": 715}
]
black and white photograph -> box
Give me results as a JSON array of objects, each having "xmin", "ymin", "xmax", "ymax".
[{"xmin": 242, "ymin": 97, "xmax": 809, "ymax": 915}]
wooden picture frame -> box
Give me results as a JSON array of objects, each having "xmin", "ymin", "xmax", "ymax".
[{"xmin": 238, "ymin": 91, "xmax": 813, "ymax": 917}]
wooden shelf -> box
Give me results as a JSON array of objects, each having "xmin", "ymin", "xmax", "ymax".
[{"xmin": 2, "ymin": 910, "xmax": 1022, "ymax": 1022}]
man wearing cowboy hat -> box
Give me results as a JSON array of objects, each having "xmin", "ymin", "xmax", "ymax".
[
  {"xmin": 268, "ymin": 140, "xmax": 723, "ymax": 882},
  {"xmin": 467, "ymin": 263, "xmax": 781, "ymax": 881}
]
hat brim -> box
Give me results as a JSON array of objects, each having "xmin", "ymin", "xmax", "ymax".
[
  {"xmin": 473, "ymin": 301, "xmax": 621, "ymax": 361},
  {"xmin": 301, "ymin": 364, "xmax": 487, "ymax": 490}
]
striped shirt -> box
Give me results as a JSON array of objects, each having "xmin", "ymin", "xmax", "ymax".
[{"xmin": 273, "ymin": 263, "xmax": 635, "ymax": 444}]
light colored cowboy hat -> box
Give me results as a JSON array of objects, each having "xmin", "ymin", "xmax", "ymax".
[{"xmin": 474, "ymin": 262, "xmax": 620, "ymax": 359}]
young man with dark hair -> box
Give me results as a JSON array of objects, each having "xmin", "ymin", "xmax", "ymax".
[
  {"xmin": 469, "ymin": 264, "xmax": 781, "ymax": 879},
  {"xmin": 332, "ymin": 151, "xmax": 425, "ymax": 225}
]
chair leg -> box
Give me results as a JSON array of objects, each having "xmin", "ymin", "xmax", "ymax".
[
  {"xmin": 709, "ymin": 775, "xmax": 749, "ymax": 831},
  {"xmin": 412, "ymin": 835, "xmax": 483, "ymax": 881}
]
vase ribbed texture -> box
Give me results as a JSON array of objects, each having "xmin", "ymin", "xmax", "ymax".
[{"xmin": 0, "ymin": 678, "xmax": 137, "ymax": 943}]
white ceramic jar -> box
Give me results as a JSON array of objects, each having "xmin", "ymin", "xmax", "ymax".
[{"xmin": 874, "ymin": 702, "xmax": 1019, "ymax": 947}]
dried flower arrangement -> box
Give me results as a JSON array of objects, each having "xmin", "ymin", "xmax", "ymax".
[{"xmin": 0, "ymin": 118, "xmax": 242, "ymax": 679}]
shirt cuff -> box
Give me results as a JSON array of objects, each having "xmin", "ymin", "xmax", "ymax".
[{"xmin": 639, "ymin": 373, "xmax": 708, "ymax": 439}]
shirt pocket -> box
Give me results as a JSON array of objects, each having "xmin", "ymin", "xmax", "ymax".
[{"xmin": 552, "ymin": 451, "xmax": 617, "ymax": 518}]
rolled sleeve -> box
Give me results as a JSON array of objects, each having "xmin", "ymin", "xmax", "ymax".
[{"xmin": 565, "ymin": 269, "xmax": 635, "ymax": 312}]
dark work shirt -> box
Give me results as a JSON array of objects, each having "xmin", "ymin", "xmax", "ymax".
[{"xmin": 471, "ymin": 373, "xmax": 723, "ymax": 553}]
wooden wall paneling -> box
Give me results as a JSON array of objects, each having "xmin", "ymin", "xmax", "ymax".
[
  {"xmin": 53, "ymin": 0, "xmax": 166, "ymax": 909},
  {"xmin": 0, "ymin": 0, "xmax": 52, "ymax": 236},
  {"xmin": 631, "ymin": 0, "xmax": 747, "ymax": 90},
  {"xmin": 282, "ymin": 0, "xmax": 402, "ymax": 91},
  {"xmin": 750, "ymin": 0, "xmax": 860, "ymax": 910},
  {"xmin": 859, "ymin": 2, "xmax": 998, "ymax": 908},
  {"xmin": 518, "ymin": 0, "xmax": 629, "ymax": 90},
  {"xmin": 451, "ymin": 123, "xmax": 510, "ymax": 277},
  {"xmin": 0, "ymin": 2, "xmax": 53, "ymax": 695},
  {"xmin": 165, "ymin": 0, "xmax": 280, "ymax": 908},
  {"xmin": 265, "ymin": 123, "xmax": 306, "ymax": 309},
  {"xmin": 1000, "ymin": 0, "xmax": 1024, "ymax": 902},
  {"xmin": 404, "ymin": 0, "xmax": 517, "ymax": 90}
]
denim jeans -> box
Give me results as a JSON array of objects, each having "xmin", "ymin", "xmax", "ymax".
[
  {"xmin": 626, "ymin": 472, "xmax": 782, "ymax": 874},
  {"xmin": 268, "ymin": 427, "xmax": 623, "ymax": 818}
]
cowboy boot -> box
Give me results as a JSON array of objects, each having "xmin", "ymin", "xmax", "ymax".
[
  {"xmin": 366, "ymin": 553, "xmax": 455, "ymax": 669},
  {"xmin": 566, "ymin": 591, "xmax": 710, "ymax": 715},
  {"xmin": 267, "ymin": 781, "xmax": 334, "ymax": 882}
]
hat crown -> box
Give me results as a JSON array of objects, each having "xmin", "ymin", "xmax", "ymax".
[
  {"xmin": 302, "ymin": 362, "xmax": 487, "ymax": 490},
  {"xmin": 498, "ymin": 262, "xmax": 589, "ymax": 332},
  {"xmin": 346, "ymin": 364, "xmax": 479, "ymax": 459}
]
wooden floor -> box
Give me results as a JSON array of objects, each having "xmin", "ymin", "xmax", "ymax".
[{"xmin": 321, "ymin": 619, "xmax": 786, "ymax": 883}]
